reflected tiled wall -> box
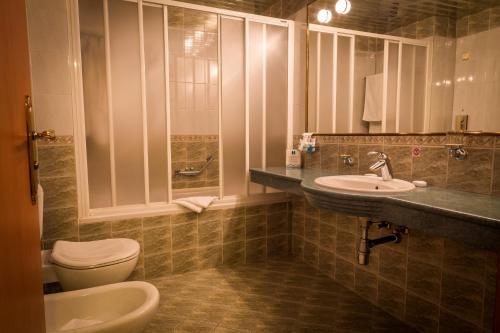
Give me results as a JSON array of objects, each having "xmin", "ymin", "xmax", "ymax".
[
  {"xmin": 259, "ymin": 0, "xmax": 308, "ymax": 19},
  {"xmin": 388, "ymin": 16, "xmax": 456, "ymax": 39},
  {"xmin": 456, "ymin": 6, "xmax": 500, "ymax": 38},
  {"xmin": 171, "ymin": 135, "xmax": 219, "ymax": 189},
  {"xmin": 293, "ymin": 133, "xmax": 500, "ymax": 332},
  {"xmin": 79, "ymin": 203, "xmax": 290, "ymax": 280}
]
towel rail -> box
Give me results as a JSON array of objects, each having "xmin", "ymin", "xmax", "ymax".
[{"xmin": 175, "ymin": 155, "xmax": 214, "ymax": 177}]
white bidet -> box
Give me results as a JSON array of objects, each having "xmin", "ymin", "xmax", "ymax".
[{"xmin": 44, "ymin": 281, "xmax": 159, "ymax": 333}]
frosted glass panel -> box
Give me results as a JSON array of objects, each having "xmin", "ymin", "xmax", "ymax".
[
  {"xmin": 385, "ymin": 42, "xmax": 399, "ymax": 133},
  {"xmin": 336, "ymin": 36, "xmax": 351, "ymax": 133},
  {"xmin": 167, "ymin": 7, "xmax": 219, "ymax": 196},
  {"xmin": 353, "ymin": 37, "xmax": 379, "ymax": 133},
  {"xmin": 108, "ymin": 0, "xmax": 145, "ymax": 205},
  {"xmin": 221, "ymin": 17, "xmax": 245, "ymax": 196},
  {"xmin": 399, "ymin": 44, "xmax": 415, "ymax": 132},
  {"xmin": 249, "ymin": 22, "xmax": 264, "ymax": 194},
  {"xmin": 79, "ymin": 0, "xmax": 112, "ymax": 209},
  {"xmin": 318, "ymin": 33, "xmax": 333, "ymax": 133},
  {"xmin": 266, "ymin": 25, "xmax": 287, "ymax": 168},
  {"xmin": 307, "ymin": 32, "xmax": 318, "ymax": 132},
  {"xmin": 413, "ymin": 46, "xmax": 427, "ymax": 132},
  {"xmin": 293, "ymin": 20, "xmax": 306, "ymax": 136},
  {"xmin": 144, "ymin": 5, "xmax": 168, "ymax": 202}
]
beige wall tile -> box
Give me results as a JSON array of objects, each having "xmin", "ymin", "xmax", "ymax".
[
  {"xmin": 172, "ymin": 222, "xmax": 197, "ymax": 251},
  {"xmin": 406, "ymin": 257, "xmax": 441, "ymax": 304},
  {"xmin": 379, "ymin": 248, "xmax": 407, "ymax": 287},
  {"xmin": 447, "ymin": 148, "xmax": 493, "ymax": 194},
  {"xmin": 172, "ymin": 248, "xmax": 197, "ymax": 273},
  {"xmin": 354, "ymin": 267, "xmax": 377, "ymax": 303},
  {"xmin": 198, "ymin": 245, "xmax": 223, "ymax": 269},
  {"xmin": 378, "ymin": 279, "xmax": 405, "ymax": 319},
  {"xmin": 440, "ymin": 272, "xmax": 484, "ymax": 326},
  {"xmin": 335, "ymin": 257, "xmax": 354, "ymax": 289},
  {"xmin": 303, "ymin": 241, "xmax": 319, "ymax": 267},
  {"xmin": 198, "ymin": 219, "xmax": 222, "ymax": 247},
  {"xmin": 223, "ymin": 241, "xmax": 245, "ymax": 266},
  {"xmin": 145, "ymin": 252, "xmax": 171, "ymax": 279},
  {"xmin": 412, "ymin": 146, "xmax": 448, "ymax": 186},
  {"xmin": 223, "ymin": 217, "xmax": 245, "ymax": 243},
  {"xmin": 405, "ymin": 292, "xmax": 439, "ymax": 333}
]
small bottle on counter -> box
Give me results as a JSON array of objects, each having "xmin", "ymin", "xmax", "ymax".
[{"xmin": 286, "ymin": 148, "xmax": 301, "ymax": 169}]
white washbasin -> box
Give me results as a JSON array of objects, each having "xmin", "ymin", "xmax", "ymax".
[{"xmin": 314, "ymin": 175, "xmax": 415, "ymax": 194}]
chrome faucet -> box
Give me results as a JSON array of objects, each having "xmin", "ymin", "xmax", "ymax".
[
  {"xmin": 446, "ymin": 144, "xmax": 467, "ymax": 160},
  {"xmin": 368, "ymin": 151, "xmax": 393, "ymax": 181}
]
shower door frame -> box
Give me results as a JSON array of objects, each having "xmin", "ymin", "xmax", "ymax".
[
  {"xmin": 69, "ymin": 0, "xmax": 295, "ymax": 220},
  {"xmin": 308, "ymin": 23, "xmax": 432, "ymax": 134}
]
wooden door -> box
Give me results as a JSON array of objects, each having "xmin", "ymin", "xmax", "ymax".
[{"xmin": 0, "ymin": 0, "xmax": 46, "ymax": 332}]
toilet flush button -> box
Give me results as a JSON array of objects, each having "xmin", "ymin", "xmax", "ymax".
[{"xmin": 412, "ymin": 180, "xmax": 427, "ymax": 188}]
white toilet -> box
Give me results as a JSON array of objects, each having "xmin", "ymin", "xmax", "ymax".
[{"xmin": 51, "ymin": 238, "xmax": 140, "ymax": 291}]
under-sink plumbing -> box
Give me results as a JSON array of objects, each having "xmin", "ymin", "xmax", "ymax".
[{"xmin": 358, "ymin": 220, "xmax": 407, "ymax": 265}]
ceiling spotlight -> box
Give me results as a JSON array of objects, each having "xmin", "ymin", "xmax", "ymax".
[
  {"xmin": 317, "ymin": 9, "xmax": 332, "ymax": 23},
  {"xmin": 335, "ymin": 0, "xmax": 351, "ymax": 14}
]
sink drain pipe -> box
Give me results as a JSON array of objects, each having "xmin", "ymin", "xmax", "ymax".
[{"xmin": 358, "ymin": 220, "xmax": 403, "ymax": 265}]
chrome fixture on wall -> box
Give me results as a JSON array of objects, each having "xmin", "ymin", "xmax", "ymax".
[
  {"xmin": 358, "ymin": 220, "xmax": 407, "ymax": 265},
  {"xmin": 175, "ymin": 155, "xmax": 214, "ymax": 177},
  {"xmin": 446, "ymin": 144, "xmax": 467, "ymax": 160},
  {"xmin": 368, "ymin": 151, "xmax": 393, "ymax": 180},
  {"xmin": 340, "ymin": 154, "xmax": 354, "ymax": 167}
]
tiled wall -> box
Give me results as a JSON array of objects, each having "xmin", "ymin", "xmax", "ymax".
[
  {"xmin": 38, "ymin": 137, "xmax": 290, "ymax": 281},
  {"xmin": 38, "ymin": 138, "xmax": 79, "ymax": 249},
  {"xmin": 171, "ymin": 135, "xmax": 219, "ymax": 189},
  {"xmin": 26, "ymin": 0, "xmax": 74, "ymax": 136},
  {"xmin": 79, "ymin": 203, "xmax": 290, "ymax": 280},
  {"xmin": 292, "ymin": 133, "xmax": 500, "ymax": 332},
  {"xmin": 291, "ymin": 197, "xmax": 497, "ymax": 333}
]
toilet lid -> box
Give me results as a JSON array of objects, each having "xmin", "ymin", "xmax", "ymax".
[{"xmin": 51, "ymin": 238, "xmax": 140, "ymax": 269}]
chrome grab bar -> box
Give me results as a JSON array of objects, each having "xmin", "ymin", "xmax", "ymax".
[{"xmin": 175, "ymin": 155, "xmax": 214, "ymax": 177}]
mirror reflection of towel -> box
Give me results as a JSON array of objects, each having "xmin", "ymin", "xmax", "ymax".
[{"xmin": 363, "ymin": 73, "xmax": 383, "ymax": 122}]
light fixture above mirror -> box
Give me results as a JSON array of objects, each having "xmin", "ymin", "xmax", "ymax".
[
  {"xmin": 317, "ymin": 9, "xmax": 333, "ymax": 23},
  {"xmin": 335, "ymin": 0, "xmax": 351, "ymax": 15}
]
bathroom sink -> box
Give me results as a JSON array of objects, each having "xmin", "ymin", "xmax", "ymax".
[{"xmin": 314, "ymin": 175, "xmax": 415, "ymax": 194}]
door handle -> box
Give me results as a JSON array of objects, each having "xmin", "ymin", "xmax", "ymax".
[
  {"xmin": 32, "ymin": 130, "xmax": 56, "ymax": 141},
  {"xmin": 25, "ymin": 95, "xmax": 56, "ymax": 203}
]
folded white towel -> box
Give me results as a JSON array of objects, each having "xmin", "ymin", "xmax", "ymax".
[
  {"xmin": 172, "ymin": 196, "xmax": 217, "ymax": 213},
  {"xmin": 363, "ymin": 73, "xmax": 383, "ymax": 122}
]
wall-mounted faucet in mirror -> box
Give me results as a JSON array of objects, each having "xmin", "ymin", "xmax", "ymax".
[{"xmin": 300, "ymin": 0, "xmax": 500, "ymax": 135}]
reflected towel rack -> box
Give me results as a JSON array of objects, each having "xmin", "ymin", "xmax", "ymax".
[{"xmin": 175, "ymin": 155, "xmax": 214, "ymax": 177}]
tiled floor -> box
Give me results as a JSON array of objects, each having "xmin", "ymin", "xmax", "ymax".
[{"xmin": 143, "ymin": 259, "xmax": 415, "ymax": 332}]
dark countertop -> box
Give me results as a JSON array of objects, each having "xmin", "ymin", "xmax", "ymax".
[{"xmin": 251, "ymin": 167, "xmax": 500, "ymax": 249}]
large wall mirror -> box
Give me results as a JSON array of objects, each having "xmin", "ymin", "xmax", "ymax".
[{"xmin": 303, "ymin": 0, "xmax": 500, "ymax": 134}]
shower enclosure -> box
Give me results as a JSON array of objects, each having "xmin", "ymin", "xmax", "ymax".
[
  {"xmin": 307, "ymin": 24, "xmax": 430, "ymax": 134},
  {"xmin": 74, "ymin": 0, "xmax": 294, "ymax": 217}
]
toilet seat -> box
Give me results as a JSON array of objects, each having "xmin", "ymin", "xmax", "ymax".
[{"xmin": 51, "ymin": 238, "xmax": 140, "ymax": 270}]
